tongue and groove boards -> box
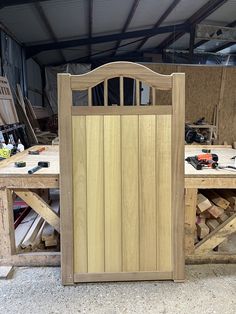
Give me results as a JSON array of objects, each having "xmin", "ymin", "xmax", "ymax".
[{"xmin": 72, "ymin": 114, "xmax": 172, "ymax": 275}]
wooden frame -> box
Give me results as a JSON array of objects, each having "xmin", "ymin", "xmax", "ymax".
[{"xmin": 59, "ymin": 61, "xmax": 185, "ymax": 285}]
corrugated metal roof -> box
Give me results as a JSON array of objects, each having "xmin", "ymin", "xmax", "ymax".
[{"xmin": 0, "ymin": 0, "xmax": 235, "ymax": 65}]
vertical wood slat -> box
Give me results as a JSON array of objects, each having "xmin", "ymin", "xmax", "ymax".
[
  {"xmin": 152, "ymin": 88, "xmax": 156, "ymax": 105},
  {"xmin": 136, "ymin": 80, "xmax": 140, "ymax": 106},
  {"xmin": 86, "ymin": 116, "xmax": 104, "ymax": 272},
  {"xmin": 104, "ymin": 79, "xmax": 108, "ymax": 106},
  {"xmin": 104, "ymin": 116, "xmax": 122, "ymax": 272},
  {"xmin": 0, "ymin": 188, "xmax": 15, "ymax": 258},
  {"xmin": 120, "ymin": 76, "xmax": 124, "ymax": 106},
  {"xmin": 58, "ymin": 74, "xmax": 74, "ymax": 285},
  {"xmin": 139, "ymin": 115, "xmax": 157, "ymax": 271},
  {"xmin": 172, "ymin": 73, "xmax": 185, "ymax": 281},
  {"xmin": 156, "ymin": 115, "xmax": 172, "ymax": 271},
  {"xmin": 122, "ymin": 116, "xmax": 139, "ymax": 272},
  {"xmin": 73, "ymin": 116, "xmax": 87, "ymax": 273},
  {"xmin": 88, "ymin": 87, "xmax": 92, "ymax": 106}
]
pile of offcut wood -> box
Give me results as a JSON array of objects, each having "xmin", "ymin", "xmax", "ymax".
[
  {"xmin": 15, "ymin": 199, "xmax": 60, "ymax": 252},
  {"xmin": 195, "ymin": 190, "xmax": 236, "ymax": 243}
]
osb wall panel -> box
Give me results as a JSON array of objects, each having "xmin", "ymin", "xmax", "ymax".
[
  {"xmin": 220, "ymin": 68, "xmax": 236, "ymax": 144},
  {"xmin": 146, "ymin": 63, "xmax": 235, "ymax": 144},
  {"xmin": 146, "ymin": 64, "xmax": 177, "ymax": 106}
]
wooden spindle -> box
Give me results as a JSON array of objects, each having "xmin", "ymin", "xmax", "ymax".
[
  {"xmin": 88, "ymin": 87, "xmax": 92, "ymax": 106},
  {"xmin": 120, "ymin": 76, "xmax": 124, "ymax": 106},
  {"xmin": 152, "ymin": 87, "xmax": 156, "ymax": 106},
  {"xmin": 136, "ymin": 80, "xmax": 140, "ymax": 106},
  {"xmin": 104, "ymin": 79, "xmax": 108, "ymax": 106}
]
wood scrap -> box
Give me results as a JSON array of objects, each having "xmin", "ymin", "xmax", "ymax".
[
  {"xmin": 201, "ymin": 190, "xmax": 230, "ymax": 209},
  {"xmin": 21, "ymin": 215, "xmax": 44, "ymax": 249},
  {"xmin": 197, "ymin": 193, "xmax": 212, "ymax": 213},
  {"xmin": 197, "ymin": 223, "xmax": 210, "ymax": 239},
  {"xmin": 206, "ymin": 218, "xmax": 219, "ymax": 232},
  {"xmin": 218, "ymin": 212, "xmax": 229, "ymax": 224},
  {"xmin": 24, "ymin": 97, "xmax": 40, "ymax": 130},
  {"xmin": 207, "ymin": 205, "xmax": 224, "ymax": 218},
  {"xmin": 16, "ymin": 84, "xmax": 26, "ymax": 114},
  {"xmin": 42, "ymin": 222, "xmax": 55, "ymax": 242},
  {"xmin": 31, "ymin": 221, "xmax": 45, "ymax": 250},
  {"xmin": 0, "ymin": 266, "xmax": 14, "ymax": 280},
  {"xmin": 15, "ymin": 209, "xmax": 37, "ymax": 251},
  {"xmin": 42, "ymin": 199, "xmax": 60, "ymax": 247},
  {"xmin": 217, "ymin": 189, "xmax": 236, "ymax": 210},
  {"xmin": 45, "ymin": 234, "xmax": 59, "ymax": 247}
]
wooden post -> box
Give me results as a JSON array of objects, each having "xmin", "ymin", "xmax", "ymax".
[
  {"xmin": 58, "ymin": 74, "xmax": 74, "ymax": 285},
  {"xmin": 185, "ymin": 188, "xmax": 197, "ymax": 255},
  {"xmin": 172, "ymin": 73, "xmax": 185, "ymax": 282},
  {"xmin": 120, "ymin": 76, "xmax": 124, "ymax": 106},
  {"xmin": 0, "ymin": 188, "xmax": 15, "ymax": 258},
  {"xmin": 136, "ymin": 80, "xmax": 140, "ymax": 106},
  {"xmin": 104, "ymin": 79, "xmax": 108, "ymax": 106}
]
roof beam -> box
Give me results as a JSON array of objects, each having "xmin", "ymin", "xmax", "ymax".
[
  {"xmin": 33, "ymin": 2, "xmax": 65, "ymax": 62},
  {"xmin": 88, "ymin": 0, "xmax": 93, "ymax": 58},
  {"xmin": 156, "ymin": 0, "xmax": 228, "ymax": 50},
  {"xmin": 137, "ymin": 0, "xmax": 181, "ymax": 50},
  {"xmin": 112, "ymin": 0, "xmax": 141, "ymax": 56},
  {"xmin": 0, "ymin": 0, "xmax": 51, "ymax": 9},
  {"xmin": 194, "ymin": 19, "xmax": 236, "ymax": 49},
  {"xmin": 209, "ymin": 41, "xmax": 236, "ymax": 53},
  {"xmin": 26, "ymin": 23, "xmax": 190, "ymax": 58}
]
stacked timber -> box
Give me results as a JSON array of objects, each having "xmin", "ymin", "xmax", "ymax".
[
  {"xmin": 15, "ymin": 199, "xmax": 60, "ymax": 252},
  {"xmin": 195, "ymin": 189, "xmax": 236, "ymax": 243}
]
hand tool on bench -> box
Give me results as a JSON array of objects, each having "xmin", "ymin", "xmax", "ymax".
[
  {"xmin": 15, "ymin": 161, "xmax": 26, "ymax": 167},
  {"xmin": 28, "ymin": 147, "xmax": 45, "ymax": 155},
  {"xmin": 185, "ymin": 153, "xmax": 218, "ymax": 170},
  {"xmin": 28, "ymin": 161, "xmax": 50, "ymax": 174}
]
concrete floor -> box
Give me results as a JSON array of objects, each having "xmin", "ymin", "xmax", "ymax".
[{"xmin": 0, "ymin": 265, "xmax": 236, "ymax": 314}]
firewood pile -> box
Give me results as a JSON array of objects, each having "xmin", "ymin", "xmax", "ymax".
[{"xmin": 195, "ymin": 189, "xmax": 236, "ymax": 243}]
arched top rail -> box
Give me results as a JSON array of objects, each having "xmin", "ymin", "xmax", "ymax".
[{"xmin": 69, "ymin": 61, "xmax": 173, "ymax": 91}]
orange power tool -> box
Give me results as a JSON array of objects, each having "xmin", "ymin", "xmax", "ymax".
[{"xmin": 185, "ymin": 153, "xmax": 218, "ymax": 170}]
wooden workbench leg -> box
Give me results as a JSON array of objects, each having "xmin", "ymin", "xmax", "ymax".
[
  {"xmin": 185, "ymin": 188, "xmax": 197, "ymax": 255},
  {"xmin": 0, "ymin": 188, "xmax": 15, "ymax": 258}
]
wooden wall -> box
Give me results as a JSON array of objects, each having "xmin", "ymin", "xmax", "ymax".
[{"xmin": 146, "ymin": 63, "xmax": 236, "ymax": 144}]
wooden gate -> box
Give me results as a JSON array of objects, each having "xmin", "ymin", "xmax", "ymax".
[{"xmin": 58, "ymin": 61, "xmax": 185, "ymax": 285}]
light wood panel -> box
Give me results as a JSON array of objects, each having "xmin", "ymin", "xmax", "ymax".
[
  {"xmin": 72, "ymin": 116, "xmax": 87, "ymax": 273},
  {"xmin": 71, "ymin": 61, "xmax": 172, "ymax": 91},
  {"xmin": 104, "ymin": 116, "xmax": 122, "ymax": 272},
  {"xmin": 156, "ymin": 115, "xmax": 172, "ymax": 271},
  {"xmin": 139, "ymin": 115, "xmax": 156, "ymax": 271},
  {"xmin": 86, "ymin": 116, "xmax": 104, "ymax": 272},
  {"xmin": 121, "ymin": 116, "xmax": 139, "ymax": 271}
]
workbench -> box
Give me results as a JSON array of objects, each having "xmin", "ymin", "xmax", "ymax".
[
  {"xmin": 185, "ymin": 145, "xmax": 236, "ymax": 263},
  {"xmin": 0, "ymin": 145, "xmax": 236, "ymax": 267},
  {"xmin": 0, "ymin": 145, "xmax": 60, "ymax": 266}
]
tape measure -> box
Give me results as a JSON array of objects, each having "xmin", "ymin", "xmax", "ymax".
[
  {"xmin": 15, "ymin": 161, "xmax": 26, "ymax": 168},
  {"xmin": 0, "ymin": 148, "xmax": 11, "ymax": 159}
]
